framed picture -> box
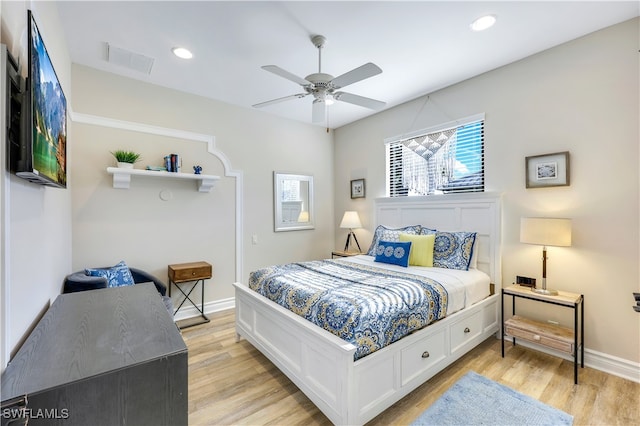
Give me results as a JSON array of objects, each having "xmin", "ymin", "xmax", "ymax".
[
  {"xmin": 525, "ymin": 151, "xmax": 570, "ymax": 188},
  {"xmin": 350, "ymin": 178, "xmax": 365, "ymax": 199}
]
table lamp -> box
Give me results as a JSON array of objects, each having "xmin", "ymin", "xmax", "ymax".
[
  {"xmin": 297, "ymin": 210, "xmax": 309, "ymax": 222},
  {"xmin": 520, "ymin": 217, "xmax": 572, "ymax": 295},
  {"xmin": 340, "ymin": 211, "xmax": 362, "ymax": 253}
]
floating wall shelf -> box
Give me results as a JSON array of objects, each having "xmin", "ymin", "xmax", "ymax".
[{"xmin": 106, "ymin": 167, "xmax": 220, "ymax": 193}]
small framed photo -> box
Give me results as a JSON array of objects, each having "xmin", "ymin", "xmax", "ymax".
[
  {"xmin": 350, "ymin": 179, "xmax": 365, "ymax": 199},
  {"xmin": 525, "ymin": 151, "xmax": 570, "ymax": 188}
]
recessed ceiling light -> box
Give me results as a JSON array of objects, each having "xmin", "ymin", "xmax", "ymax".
[
  {"xmin": 172, "ymin": 47, "xmax": 193, "ymax": 59},
  {"xmin": 470, "ymin": 15, "xmax": 496, "ymax": 32}
]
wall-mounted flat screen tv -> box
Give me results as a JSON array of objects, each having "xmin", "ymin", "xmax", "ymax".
[{"xmin": 12, "ymin": 10, "xmax": 67, "ymax": 188}]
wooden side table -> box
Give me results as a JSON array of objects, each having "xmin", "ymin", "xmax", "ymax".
[
  {"xmin": 501, "ymin": 284, "xmax": 584, "ymax": 384},
  {"xmin": 168, "ymin": 261, "xmax": 212, "ymax": 328}
]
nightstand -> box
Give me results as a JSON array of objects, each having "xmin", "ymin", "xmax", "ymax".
[
  {"xmin": 501, "ymin": 284, "xmax": 584, "ymax": 384},
  {"xmin": 331, "ymin": 251, "xmax": 361, "ymax": 259},
  {"xmin": 168, "ymin": 261, "xmax": 212, "ymax": 328}
]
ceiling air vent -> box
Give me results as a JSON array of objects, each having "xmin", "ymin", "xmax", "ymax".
[{"xmin": 106, "ymin": 43, "xmax": 154, "ymax": 74}]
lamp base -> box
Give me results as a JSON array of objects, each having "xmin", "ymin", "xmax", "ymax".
[
  {"xmin": 533, "ymin": 288, "xmax": 558, "ymax": 296},
  {"xmin": 343, "ymin": 230, "xmax": 362, "ymax": 253}
]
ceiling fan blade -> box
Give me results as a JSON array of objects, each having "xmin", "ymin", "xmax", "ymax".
[
  {"xmin": 334, "ymin": 92, "xmax": 386, "ymax": 110},
  {"xmin": 312, "ymin": 99, "xmax": 326, "ymax": 123},
  {"xmin": 252, "ymin": 93, "xmax": 308, "ymax": 108},
  {"xmin": 262, "ymin": 65, "xmax": 310, "ymax": 86},
  {"xmin": 331, "ymin": 62, "xmax": 382, "ymax": 89}
]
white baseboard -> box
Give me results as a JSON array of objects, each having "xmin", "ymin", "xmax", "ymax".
[
  {"xmin": 509, "ymin": 339, "xmax": 640, "ymax": 383},
  {"xmin": 172, "ymin": 297, "xmax": 235, "ymax": 322}
]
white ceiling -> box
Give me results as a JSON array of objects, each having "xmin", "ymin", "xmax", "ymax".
[{"xmin": 55, "ymin": 1, "xmax": 638, "ymax": 129}]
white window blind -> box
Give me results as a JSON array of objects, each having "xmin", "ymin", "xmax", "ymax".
[
  {"xmin": 281, "ymin": 180, "xmax": 301, "ymax": 201},
  {"xmin": 386, "ymin": 115, "xmax": 484, "ymax": 197}
]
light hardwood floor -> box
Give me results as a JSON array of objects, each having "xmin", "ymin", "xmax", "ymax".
[{"xmin": 182, "ymin": 309, "xmax": 639, "ymax": 425}]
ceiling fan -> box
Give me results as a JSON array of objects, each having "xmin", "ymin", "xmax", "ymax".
[{"xmin": 252, "ymin": 35, "xmax": 386, "ymax": 123}]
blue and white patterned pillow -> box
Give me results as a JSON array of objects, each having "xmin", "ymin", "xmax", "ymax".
[
  {"xmin": 419, "ymin": 227, "xmax": 437, "ymax": 235},
  {"xmin": 374, "ymin": 240, "xmax": 412, "ymax": 267},
  {"xmin": 85, "ymin": 261, "xmax": 135, "ymax": 287},
  {"xmin": 367, "ymin": 225, "xmax": 422, "ymax": 256},
  {"xmin": 433, "ymin": 231, "xmax": 477, "ymax": 270}
]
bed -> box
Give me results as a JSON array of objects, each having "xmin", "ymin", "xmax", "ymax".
[{"xmin": 233, "ymin": 193, "xmax": 502, "ymax": 425}]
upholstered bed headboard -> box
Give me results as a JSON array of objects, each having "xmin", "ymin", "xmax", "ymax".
[{"xmin": 374, "ymin": 193, "xmax": 502, "ymax": 286}]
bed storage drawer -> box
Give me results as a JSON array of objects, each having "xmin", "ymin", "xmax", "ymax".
[
  {"xmin": 401, "ymin": 329, "xmax": 447, "ymax": 385},
  {"xmin": 505, "ymin": 315, "xmax": 574, "ymax": 354},
  {"xmin": 450, "ymin": 310, "xmax": 483, "ymax": 354}
]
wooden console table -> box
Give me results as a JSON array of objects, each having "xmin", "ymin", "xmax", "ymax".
[
  {"xmin": 501, "ymin": 284, "xmax": 584, "ymax": 384},
  {"xmin": 168, "ymin": 261, "xmax": 213, "ymax": 328}
]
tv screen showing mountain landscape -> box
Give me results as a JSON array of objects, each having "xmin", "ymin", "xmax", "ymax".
[{"xmin": 30, "ymin": 13, "xmax": 67, "ymax": 187}]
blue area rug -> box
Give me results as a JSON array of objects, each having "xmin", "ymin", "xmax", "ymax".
[{"xmin": 411, "ymin": 371, "xmax": 573, "ymax": 425}]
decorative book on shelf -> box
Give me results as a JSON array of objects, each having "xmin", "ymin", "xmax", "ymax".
[{"xmin": 106, "ymin": 167, "xmax": 220, "ymax": 192}]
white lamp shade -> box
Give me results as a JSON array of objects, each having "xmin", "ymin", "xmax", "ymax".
[
  {"xmin": 340, "ymin": 211, "xmax": 362, "ymax": 229},
  {"xmin": 520, "ymin": 217, "xmax": 572, "ymax": 247}
]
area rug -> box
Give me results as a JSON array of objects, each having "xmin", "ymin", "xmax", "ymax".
[{"xmin": 411, "ymin": 371, "xmax": 573, "ymax": 425}]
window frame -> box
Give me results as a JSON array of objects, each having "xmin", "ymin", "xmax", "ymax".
[{"xmin": 384, "ymin": 113, "xmax": 485, "ymax": 197}]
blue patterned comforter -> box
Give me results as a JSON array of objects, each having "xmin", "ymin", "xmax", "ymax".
[{"xmin": 249, "ymin": 259, "xmax": 448, "ymax": 360}]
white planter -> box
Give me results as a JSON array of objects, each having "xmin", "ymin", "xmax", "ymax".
[{"xmin": 117, "ymin": 162, "xmax": 134, "ymax": 169}]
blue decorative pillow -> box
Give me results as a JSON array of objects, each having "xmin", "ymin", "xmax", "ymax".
[
  {"xmin": 85, "ymin": 261, "xmax": 135, "ymax": 288},
  {"xmin": 374, "ymin": 240, "xmax": 412, "ymax": 267},
  {"xmin": 433, "ymin": 232, "xmax": 477, "ymax": 270},
  {"xmin": 367, "ymin": 225, "xmax": 422, "ymax": 256},
  {"xmin": 420, "ymin": 227, "xmax": 437, "ymax": 235}
]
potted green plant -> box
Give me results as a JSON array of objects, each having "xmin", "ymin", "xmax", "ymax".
[{"xmin": 111, "ymin": 150, "xmax": 141, "ymax": 169}]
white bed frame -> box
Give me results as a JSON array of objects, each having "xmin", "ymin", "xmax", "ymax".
[{"xmin": 234, "ymin": 193, "xmax": 502, "ymax": 425}]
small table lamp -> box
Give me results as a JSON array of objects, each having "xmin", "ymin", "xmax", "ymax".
[
  {"xmin": 520, "ymin": 217, "xmax": 572, "ymax": 295},
  {"xmin": 340, "ymin": 211, "xmax": 362, "ymax": 253},
  {"xmin": 297, "ymin": 210, "xmax": 309, "ymax": 223}
]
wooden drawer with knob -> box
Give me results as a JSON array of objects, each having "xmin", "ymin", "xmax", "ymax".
[
  {"xmin": 401, "ymin": 328, "xmax": 447, "ymax": 386},
  {"xmin": 505, "ymin": 315, "xmax": 574, "ymax": 354},
  {"xmin": 450, "ymin": 310, "xmax": 483, "ymax": 355},
  {"xmin": 168, "ymin": 261, "xmax": 212, "ymax": 283}
]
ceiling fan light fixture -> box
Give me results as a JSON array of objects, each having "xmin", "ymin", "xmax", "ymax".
[
  {"xmin": 470, "ymin": 15, "xmax": 496, "ymax": 32},
  {"xmin": 172, "ymin": 47, "xmax": 193, "ymax": 59},
  {"xmin": 254, "ymin": 34, "xmax": 385, "ymax": 123}
]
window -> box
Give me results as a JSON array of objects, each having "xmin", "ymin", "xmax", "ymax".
[
  {"xmin": 280, "ymin": 179, "xmax": 301, "ymax": 202},
  {"xmin": 386, "ymin": 114, "xmax": 484, "ymax": 197}
]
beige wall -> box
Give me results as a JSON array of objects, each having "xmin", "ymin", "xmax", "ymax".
[
  {"xmin": 1, "ymin": 1, "xmax": 637, "ymax": 381},
  {"xmin": 1, "ymin": 1, "xmax": 73, "ymax": 369},
  {"xmin": 70, "ymin": 65, "xmax": 334, "ymax": 310},
  {"xmin": 334, "ymin": 19, "xmax": 640, "ymax": 366}
]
